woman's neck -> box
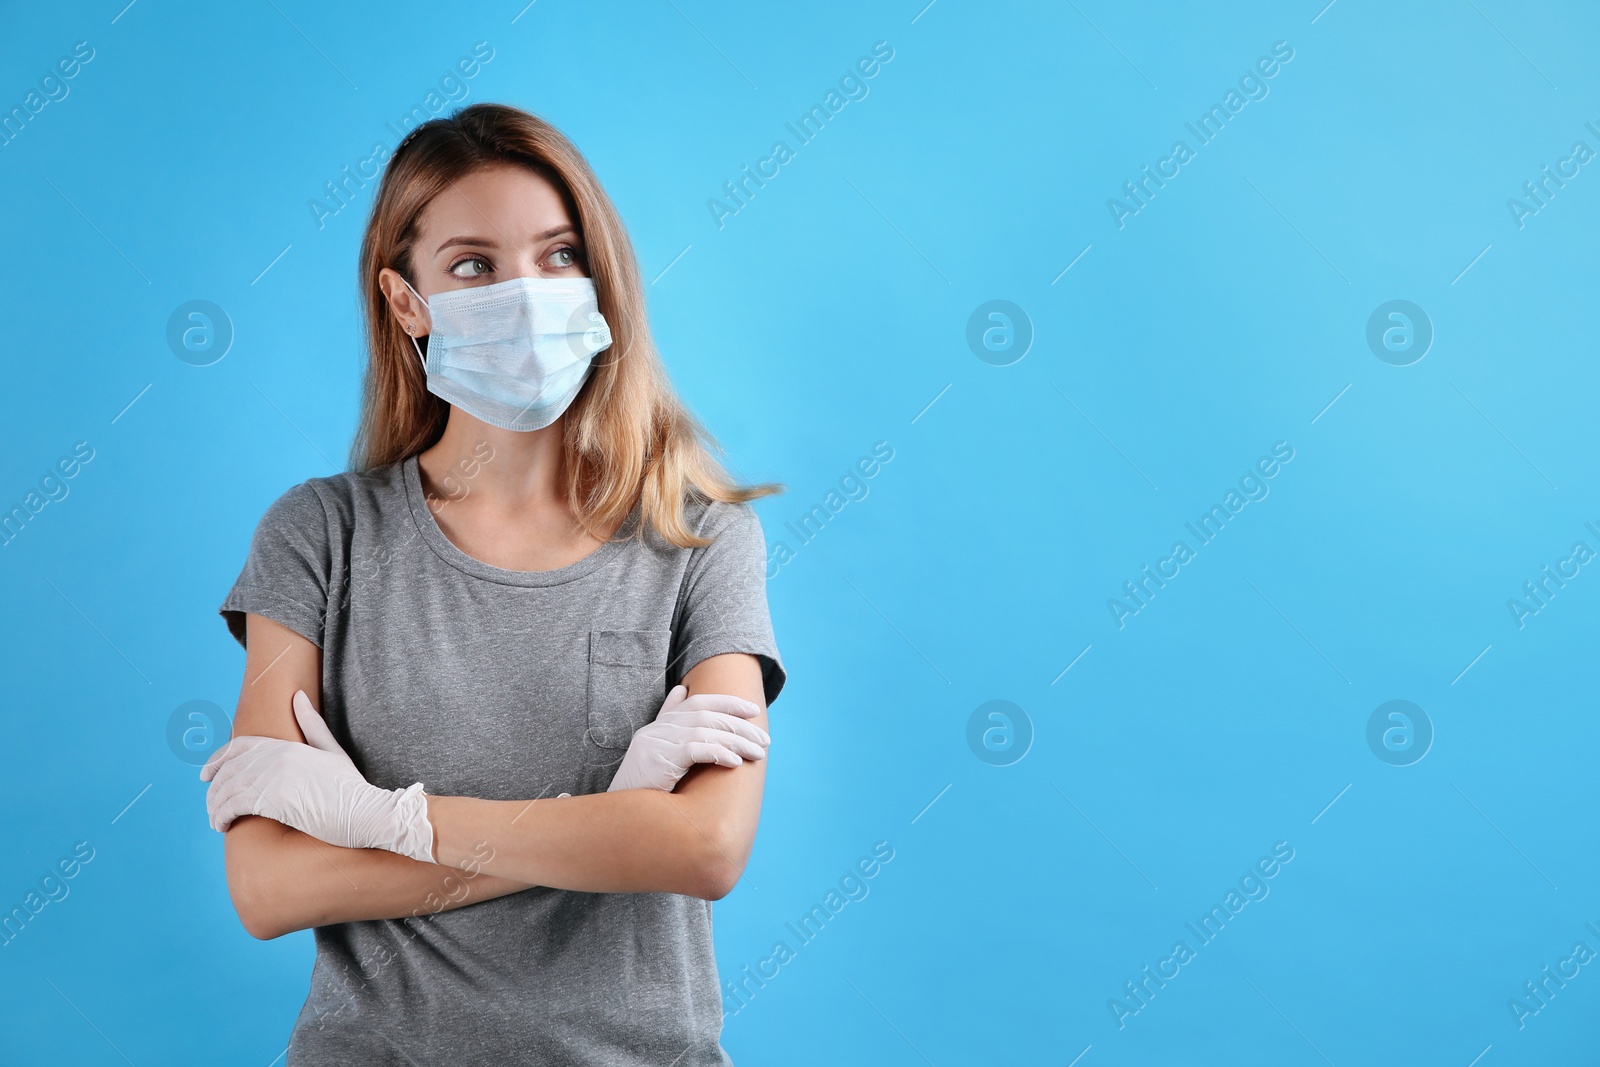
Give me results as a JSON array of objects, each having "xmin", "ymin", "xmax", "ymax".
[{"xmin": 419, "ymin": 409, "xmax": 568, "ymax": 511}]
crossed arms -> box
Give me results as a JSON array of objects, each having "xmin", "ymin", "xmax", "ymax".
[{"xmin": 221, "ymin": 613, "xmax": 769, "ymax": 940}]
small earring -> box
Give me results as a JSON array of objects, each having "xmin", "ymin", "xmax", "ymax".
[{"xmin": 405, "ymin": 324, "xmax": 414, "ymax": 334}]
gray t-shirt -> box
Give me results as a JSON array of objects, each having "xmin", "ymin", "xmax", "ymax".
[{"xmin": 217, "ymin": 452, "xmax": 786, "ymax": 1066}]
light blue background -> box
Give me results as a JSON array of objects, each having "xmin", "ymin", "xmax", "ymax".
[{"xmin": 2, "ymin": 0, "xmax": 1597, "ymax": 1063}]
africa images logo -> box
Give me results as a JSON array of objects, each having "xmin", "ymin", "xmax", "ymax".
[{"xmin": 1106, "ymin": 41, "xmax": 1295, "ymax": 229}]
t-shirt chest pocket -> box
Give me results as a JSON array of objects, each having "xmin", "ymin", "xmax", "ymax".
[{"xmin": 585, "ymin": 628, "xmax": 673, "ymax": 749}]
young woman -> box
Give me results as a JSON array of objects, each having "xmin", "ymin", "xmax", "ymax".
[{"xmin": 201, "ymin": 102, "xmax": 787, "ymax": 1065}]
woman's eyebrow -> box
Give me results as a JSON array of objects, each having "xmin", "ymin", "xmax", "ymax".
[{"xmin": 433, "ymin": 226, "xmax": 576, "ymax": 255}]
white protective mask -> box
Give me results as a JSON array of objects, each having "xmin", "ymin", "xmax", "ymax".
[{"xmin": 400, "ymin": 274, "xmax": 614, "ymax": 432}]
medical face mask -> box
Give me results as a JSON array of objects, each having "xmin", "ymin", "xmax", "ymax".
[{"xmin": 399, "ymin": 274, "xmax": 614, "ymax": 432}]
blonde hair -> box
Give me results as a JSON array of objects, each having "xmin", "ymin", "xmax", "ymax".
[{"xmin": 351, "ymin": 102, "xmax": 782, "ymax": 549}]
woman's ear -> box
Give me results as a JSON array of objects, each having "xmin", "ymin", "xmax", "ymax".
[{"xmin": 380, "ymin": 267, "xmax": 430, "ymax": 338}]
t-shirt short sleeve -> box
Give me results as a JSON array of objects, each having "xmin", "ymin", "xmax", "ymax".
[
  {"xmin": 218, "ymin": 480, "xmax": 332, "ymax": 650},
  {"xmin": 670, "ymin": 500, "xmax": 787, "ymax": 707}
]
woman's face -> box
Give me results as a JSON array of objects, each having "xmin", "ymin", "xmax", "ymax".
[{"xmin": 388, "ymin": 162, "xmax": 589, "ymax": 327}]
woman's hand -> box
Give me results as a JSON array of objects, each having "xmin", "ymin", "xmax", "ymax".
[
  {"xmin": 201, "ymin": 689, "xmax": 437, "ymax": 864},
  {"xmin": 606, "ymin": 684, "xmax": 770, "ymax": 793}
]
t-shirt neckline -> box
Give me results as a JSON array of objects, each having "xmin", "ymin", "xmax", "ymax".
[{"xmin": 401, "ymin": 452, "xmax": 640, "ymax": 587}]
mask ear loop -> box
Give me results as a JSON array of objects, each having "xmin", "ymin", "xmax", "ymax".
[{"xmin": 397, "ymin": 276, "xmax": 431, "ymax": 370}]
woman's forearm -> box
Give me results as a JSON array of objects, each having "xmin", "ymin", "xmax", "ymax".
[
  {"xmin": 224, "ymin": 813, "xmax": 537, "ymax": 940},
  {"xmin": 426, "ymin": 786, "xmax": 727, "ymax": 899}
]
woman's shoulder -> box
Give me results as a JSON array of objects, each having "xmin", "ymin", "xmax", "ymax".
[
  {"xmin": 664, "ymin": 492, "xmax": 771, "ymax": 560},
  {"xmin": 677, "ymin": 490, "xmax": 761, "ymax": 536},
  {"xmin": 255, "ymin": 462, "xmax": 405, "ymax": 534}
]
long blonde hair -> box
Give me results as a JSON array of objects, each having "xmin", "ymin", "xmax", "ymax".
[{"xmin": 351, "ymin": 102, "xmax": 782, "ymax": 549}]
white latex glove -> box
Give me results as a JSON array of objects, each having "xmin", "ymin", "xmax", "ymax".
[
  {"xmin": 607, "ymin": 684, "xmax": 771, "ymax": 793},
  {"xmin": 200, "ymin": 690, "xmax": 436, "ymax": 864}
]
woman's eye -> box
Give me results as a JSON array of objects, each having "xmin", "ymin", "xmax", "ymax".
[
  {"xmin": 549, "ymin": 246, "xmax": 581, "ymax": 269},
  {"xmin": 448, "ymin": 256, "xmax": 492, "ymax": 278}
]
